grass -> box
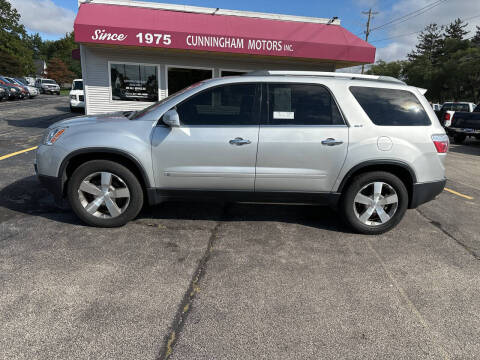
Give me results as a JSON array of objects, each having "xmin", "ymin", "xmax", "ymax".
[{"xmin": 60, "ymin": 89, "xmax": 70, "ymax": 96}]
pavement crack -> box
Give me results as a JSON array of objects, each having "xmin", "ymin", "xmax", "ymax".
[
  {"xmin": 416, "ymin": 209, "xmax": 479, "ymax": 260},
  {"xmin": 156, "ymin": 205, "xmax": 229, "ymax": 360}
]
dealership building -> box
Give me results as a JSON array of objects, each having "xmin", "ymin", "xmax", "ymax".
[{"xmin": 74, "ymin": 0, "xmax": 376, "ymax": 115}]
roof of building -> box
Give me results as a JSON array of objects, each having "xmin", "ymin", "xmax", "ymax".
[{"xmin": 75, "ymin": 1, "xmax": 375, "ymax": 65}]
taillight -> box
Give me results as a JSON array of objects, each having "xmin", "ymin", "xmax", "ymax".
[
  {"xmin": 432, "ymin": 134, "xmax": 449, "ymax": 153},
  {"xmin": 444, "ymin": 113, "xmax": 451, "ymax": 121}
]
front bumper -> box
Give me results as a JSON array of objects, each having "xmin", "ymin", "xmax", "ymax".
[
  {"xmin": 70, "ymin": 99, "xmax": 85, "ymax": 108},
  {"xmin": 409, "ymin": 179, "xmax": 447, "ymax": 208}
]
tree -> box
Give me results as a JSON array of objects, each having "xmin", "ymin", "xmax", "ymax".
[
  {"xmin": 408, "ymin": 23, "xmax": 443, "ymax": 64},
  {"xmin": 472, "ymin": 26, "xmax": 480, "ymax": 47},
  {"xmin": 46, "ymin": 58, "xmax": 75, "ymax": 85},
  {"xmin": 0, "ymin": 0, "xmax": 34, "ymax": 74},
  {"xmin": 0, "ymin": 51, "xmax": 22, "ymax": 76},
  {"xmin": 42, "ymin": 32, "xmax": 82, "ymax": 78},
  {"xmin": 444, "ymin": 18, "xmax": 468, "ymax": 40},
  {"xmin": 366, "ymin": 60, "xmax": 406, "ymax": 79}
]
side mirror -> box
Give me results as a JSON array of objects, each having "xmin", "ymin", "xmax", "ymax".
[{"xmin": 162, "ymin": 109, "xmax": 180, "ymax": 127}]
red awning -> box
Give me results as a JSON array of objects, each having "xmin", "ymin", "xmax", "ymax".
[{"xmin": 74, "ymin": 3, "xmax": 375, "ymax": 64}]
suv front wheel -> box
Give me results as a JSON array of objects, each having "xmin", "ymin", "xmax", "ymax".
[
  {"xmin": 67, "ymin": 160, "xmax": 144, "ymax": 227},
  {"xmin": 341, "ymin": 171, "xmax": 408, "ymax": 235}
]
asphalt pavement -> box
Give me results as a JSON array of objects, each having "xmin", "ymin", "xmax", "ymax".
[{"xmin": 0, "ymin": 95, "xmax": 479, "ymax": 359}]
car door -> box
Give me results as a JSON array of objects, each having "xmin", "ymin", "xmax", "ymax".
[
  {"xmin": 255, "ymin": 82, "xmax": 348, "ymax": 193},
  {"xmin": 151, "ymin": 82, "xmax": 261, "ymax": 191}
]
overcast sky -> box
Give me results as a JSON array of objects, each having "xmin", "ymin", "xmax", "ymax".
[{"xmin": 8, "ymin": 0, "xmax": 480, "ymax": 65}]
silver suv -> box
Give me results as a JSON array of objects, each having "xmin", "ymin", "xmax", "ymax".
[{"xmin": 35, "ymin": 71, "xmax": 448, "ymax": 234}]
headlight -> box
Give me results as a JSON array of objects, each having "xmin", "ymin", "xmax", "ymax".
[
  {"xmin": 44, "ymin": 127, "xmax": 67, "ymax": 145},
  {"xmin": 70, "ymin": 95, "xmax": 76, "ymax": 100},
  {"xmin": 11, "ymin": 88, "xmax": 17, "ymax": 92}
]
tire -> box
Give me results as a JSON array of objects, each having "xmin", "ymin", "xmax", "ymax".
[
  {"xmin": 340, "ymin": 171, "xmax": 408, "ymax": 235},
  {"xmin": 453, "ymin": 134, "xmax": 466, "ymax": 144},
  {"xmin": 67, "ymin": 160, "xmax": 144, "ymax": 227}
]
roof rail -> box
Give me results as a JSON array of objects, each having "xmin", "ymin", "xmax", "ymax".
[{"xmin": 244, "ymin": 70, "xmax": 405, "ymax": 85}]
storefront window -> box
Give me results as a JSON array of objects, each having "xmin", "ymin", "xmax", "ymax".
[
  {"xmin": 220, "ymin": 70, "xmax": 248, "ymax": 77},
  {"xmin": 168, "ymin": 67, "xmax": 213, "ymax": 95},
  {"xmin": 110, "ymin": 63, "xmax": 158, "ymax": 102}
]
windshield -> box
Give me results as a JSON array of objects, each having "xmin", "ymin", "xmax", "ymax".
[
  {"xmin": 72, "ymin": 81, "xmax": 83, "ymax": 90},
  {"xmin": 129, "ymin": 81, "xmax": 204, "ymax": 120},
  {"xmin": 442, "ymin": 103, "xmax": 469, "ymax": 112},
  {"xmin": 16, "ymin": 78, "xmax": 27, "ymax": 85},
  {"xmin": 43, "ymin": 80, "xmax": 57, "ymax": 84}
]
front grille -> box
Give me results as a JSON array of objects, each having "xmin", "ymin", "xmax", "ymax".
[{"xmin": 79, "ymin": 95, "xmax": 84, "ymax": 101}]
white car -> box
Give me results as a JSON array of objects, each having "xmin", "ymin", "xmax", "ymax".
[
  {"xmin": 69, "ymin": 79, "xmax": 85, "ymax": 112},
  {"xmin": 5, "ymin": 77, "xmax": 38, "ymax": 98}
]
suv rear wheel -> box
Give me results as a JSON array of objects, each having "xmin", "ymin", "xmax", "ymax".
[
  {"xmin": 341, "ymin": 171, "xmax": 408, "ymax": 235},
  {"xmin": 67, "ymin": 160, "xmax": 143, "ymax": 227}
]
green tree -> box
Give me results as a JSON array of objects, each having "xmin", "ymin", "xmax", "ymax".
[
  {"xmin": 42, "ymin": 32, "xmax": 81, "ymax": 78},
  {"xmin": 472, "ymin": 26, "xmax": 480, "ymax": 47},
  {"xmin": 408, "ymin": 23, "xmax": 443, "ymax": 64},
  {"xmin": 0, "ymin": 0, "xmax": 34, "ymax": 75},
  {"xmin": 444, "ymin": 18, "xmax": 468, "ymax": 40},
  {"xmin": 0, "ymin": 51, "xmax": 22, "ymax": 76},
  {"xmin": 366, "ymin": 60, "xmax": 406, "ymax": 79}
]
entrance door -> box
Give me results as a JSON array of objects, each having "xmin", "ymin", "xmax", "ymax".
[
  {"xmin": 151, "ymin": 82, "xmax": 261, "ymax": 191},
  {"xmin": 255, "ymin": 83, "xmax": 349, "ymax": 193}
]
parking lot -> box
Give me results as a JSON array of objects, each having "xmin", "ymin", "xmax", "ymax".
[{"xmin": 1, "ymin": 95, "xmax": 480, "ymax": 359}]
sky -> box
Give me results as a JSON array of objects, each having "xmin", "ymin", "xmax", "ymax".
[{"xmin": 8, "ymin": 0, "xmax": 480, "ymax": 69}]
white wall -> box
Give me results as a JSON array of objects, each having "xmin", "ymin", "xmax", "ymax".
[{"xmin": 81, "ymin": 44, "xmax": 335, "ymax": 115}]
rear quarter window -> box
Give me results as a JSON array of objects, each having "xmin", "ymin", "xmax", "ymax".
[{"xmin": 350, "ymin": 86, "xmax": 431, "ymax": 126}]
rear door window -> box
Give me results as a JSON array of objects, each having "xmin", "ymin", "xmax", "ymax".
[
  {"xmin": 350, "ymin": 86, "xmax": 431, "ymax": 126},
  {"xmin": 266, "ymin": 83, "xmax": 344, "ymax": 126}
]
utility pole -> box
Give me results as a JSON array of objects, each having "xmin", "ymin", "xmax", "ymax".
[{"xmin": 361, "ymin": 8, "xmax": 378, "ymax": 74}]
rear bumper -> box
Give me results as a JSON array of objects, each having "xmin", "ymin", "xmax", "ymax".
[
  {"xmin": 448, "ymin": 127, "xmax": 480, "ymax": 135},
  {"xmin": 409, "ymin": 179, "xmax": 446, "ymax": 208}
]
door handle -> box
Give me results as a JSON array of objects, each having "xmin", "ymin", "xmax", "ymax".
[
  {"xmin": 321, "ymin": 138, "xmax": 343, "ymax": 146},
  {"xmin": 229, "ymin": 137, "xmax": 251, "ymax": 146}
]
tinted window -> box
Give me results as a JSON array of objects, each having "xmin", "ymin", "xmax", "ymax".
[
  {"xmin": 350, "ymin": 86, "xmax": 430, "ymax": 126},
  {"xmin": 267, "ymin": 84, "xmax": 344, "ymax": 125},
  {"xmin": 176, "ymin": 83, "xmax": 259, "ymax": 126}
]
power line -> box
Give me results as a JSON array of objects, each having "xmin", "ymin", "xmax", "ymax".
[
  {"xmin": 369, "ymin": 0, "xmax": 449, "ymax": 32},
  {"xmin": 369, "ymin": 13, "xmax": 480, "ymax": 44}
]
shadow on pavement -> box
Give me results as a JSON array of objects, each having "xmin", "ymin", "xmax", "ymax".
[
  {"xmin": 6, "ymin": 112, "xmax": 76, "ymax": 130},
  {"xmin": 449, "ymin": 139, "xmax": 480, "ymax": 156},
  {"xmin": 0, "ymin": 175, "xmax": 349, "ymax": 233}
]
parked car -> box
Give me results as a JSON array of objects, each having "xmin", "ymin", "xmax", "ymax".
[
  {"xmin": 0, "ymin": 83, "xmax": 20, "ymax": 100},
  {"xmin": 69, "ymin": 79, "xmax": 85, "ymax": 112},
  {"xmin": 436, "ymin": 102, "xmax": 476, "ymax": 128},
  {"xmin": 5, "ymin": 77, "xmax": 38, "ymax": 98},
  {"xmin": 0, "ymin": 86, "xmax": 6, "ymax": 101},
  {"xmin": 447, "ymin": 104, "xmax": 480, "ymax": 144},
  {"xmin": 35, "ymin": 71, "xmax": 448, "ymax": 234},
  {"xmin": 0, "ymin": 76, "xmax": 27, "ymax": 99},
  {"xmin": 35, "ymin": 78, "xmax": 60, "ymax": 95},
  {"xmin": 23, "ymin": 77, "xmax": 36, "ymax": 87}
]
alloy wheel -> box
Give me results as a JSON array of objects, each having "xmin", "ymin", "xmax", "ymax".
[
  {"xmin": 77, "ymin": 172, "xmax": 130, "ymax": 219},
  {"xmin": 353, "ymin": 181, "xmax": 398, "ymax": 226}
]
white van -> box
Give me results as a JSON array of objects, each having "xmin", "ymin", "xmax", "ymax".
[{"xmin": 69, "ymin": 79, "xmax": 85, "ymax": 112}]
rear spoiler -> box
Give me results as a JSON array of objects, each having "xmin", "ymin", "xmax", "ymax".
[{"xmin": 416, "ymin": 87, "xmax": 428, "ymax": 95}]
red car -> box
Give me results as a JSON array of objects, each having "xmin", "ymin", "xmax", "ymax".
[{"xmin": 0, "ymin": 76, "xmax": 27, "ymax": 99}]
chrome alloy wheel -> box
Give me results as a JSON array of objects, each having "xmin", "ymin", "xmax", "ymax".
[
  {"xmin": 353, "ymin": 181, "xmax": 399, "ymax": 226},
  {"xmin": 78, "ymin": 172, "xmax": 130, "ymax": 219}
]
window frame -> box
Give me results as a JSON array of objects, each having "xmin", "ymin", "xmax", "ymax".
[
  {"xmin": 108, "ymin": 61, "xmax": 160, "ymax": 104},
  {"xmin": 220, "ymin": 69, "xmax": 250, "ymax": 77},
  {"xmin": 165, "ymin": 65, "xmax": 214, "ymax": 97},
  {"xmin": 167, "ymin": 82, "xmax": 262, "ymax": 127},
  {"xmin": 349, "ymin": 85, "xmax": 431, "ymax": 127},
  {"xmin": 262, "ymin": 82, "xmax": 348, "ymax": 127}
]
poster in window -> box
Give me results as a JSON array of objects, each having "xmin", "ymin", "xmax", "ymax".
[{"xmin": 111, "ymin": 63, "xmax": 158, "ymax": 102}]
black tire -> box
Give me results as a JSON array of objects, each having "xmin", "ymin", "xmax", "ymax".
[
  {"xmin": 453, "ymin": 134, "xmax": 466, "ymax": 144},
  {"xmin": 340, "ymin": 171, "xmax": 408, "ymax": 235},
  {"xmin": 67, "ymin": 160, "xmax": 144, "ymax": 227}
]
